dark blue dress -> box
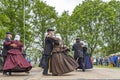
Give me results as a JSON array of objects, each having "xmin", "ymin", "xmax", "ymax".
[
  {"xmin": 84, "ymin": 53, "xmax": 93, "ymax": 69},
  {"xmin": 83, "ymin": 47, "xmax": 93, "ymax": 69}
]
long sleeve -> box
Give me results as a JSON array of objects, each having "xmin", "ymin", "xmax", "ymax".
[
  {"xmin": 10, "ymin": 40, "xmax": 23, "ymax": 51},
  {"xmin": 47, "ymin": 35, "xmax": 59, "ymax": 42},
  {"xmin": 4, "ymin": 38, "xmax": 11, "ymax": 46}
]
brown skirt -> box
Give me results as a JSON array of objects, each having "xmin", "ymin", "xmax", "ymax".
[{"xmin": 50, "ymin": 52, "xmax": 78, "ymax": 75}]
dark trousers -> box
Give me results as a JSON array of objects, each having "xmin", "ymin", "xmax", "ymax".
[
  {"xmin": 42, "ymin": 56, "xmax": 50, "ymax": 75},
  {"xmin": 3, "ymin": 56, "xmax": 7, "ymax": 65},
  {"xmin": 0, "ymin": 57, "xmax": 3, "ymax": 71},
  {"xmin": 3, "ymin": 56, "xmax": 11, "ymax": 75},
  {"xmin": 3, "ymin": 56, "xmax": 7, "ymax": 74},
  {"xmin": 77, "ymin": 57, "xmax": 85, "ymax": 71}
]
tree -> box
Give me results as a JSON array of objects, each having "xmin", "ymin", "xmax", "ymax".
[
  {"xmin": 56, "ymin": 11, "xmax": 77, "ymax": 46},
  {"xmin": 71, "ymin": 0, "xmax": 105, "ymax": 56},
  {"xmin": 71, "ymin": 0, "xmax": 120, "ymax": 56},
  {"xmin": 0, "ymin": 0, "xmax": 33, "ymax": 50},
  {"xmin": 0, "ymin": 14, "xmax": 10, "ymax": 39},
  {"xmin": 31, "ymin": 0, "xmax": 57, "ymax": 48},
  {"xmin": 101, "ymin": 0, "xmax": 120, "ymax": 55}
]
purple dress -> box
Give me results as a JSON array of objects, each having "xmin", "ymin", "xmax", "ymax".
[{"xmin": 3, "ymin": 40, "xmax": 32, "ymax": 72}]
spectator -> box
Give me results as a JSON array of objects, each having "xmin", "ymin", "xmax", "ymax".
[
  {"xmin": 113, "ymin": 54, "xmax": 119, "ymax": 67},
  {"xmin": 104, "ymin": 57, "xmax": 109, "ymax": 66},
  {"xmin": 109, "ymin": 55, "xmax": 114, "ymax": 67},
  {"xmin": 96, "ymin": 57, "xmax": 99, "ymax": 66},
  {"xmin": 99, "ymin": 58, "xmax": 103, "ymax": 66}
]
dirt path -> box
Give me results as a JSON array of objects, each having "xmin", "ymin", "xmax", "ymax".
[{"xmin": 0, "ymin": 67, "xmax": 120, "ymax": 80}]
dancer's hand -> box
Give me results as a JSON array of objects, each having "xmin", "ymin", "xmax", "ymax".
[
  {"xmin": 81, "ymin": 44, "xmax": 85, "ymax": 47},
  {"xmin": 11, "ymin": 44, "xmax": 17, "ymax": 47}
]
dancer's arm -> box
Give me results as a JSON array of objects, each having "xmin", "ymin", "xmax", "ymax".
[{"xmin": 4, "ymin": 38, "xmax": 11, "ymax": 46}]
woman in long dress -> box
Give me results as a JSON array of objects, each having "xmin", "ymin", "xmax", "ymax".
[
  {"xmin": 49, "ymin": 34, "xmax": 78, "ymax": 76},
  {"xmin": 3, "ymin": 35, "xmax": 32, "ymax": 75},
  {"xmin": 83, "ymin": 46, "xmax": 93, "ymax": 69}
]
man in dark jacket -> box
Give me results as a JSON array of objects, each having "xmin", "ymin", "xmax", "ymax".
[
  {"xmin": 42, "ymin": 29, "xmax": 55, "ymax": 75},
  {"xmin": 2, "ymin": 32, "xmax": 12, "ymax": 75},
  {"xmin": 72, "ymin": 38, "xmax": 85, "ymax": 71}
]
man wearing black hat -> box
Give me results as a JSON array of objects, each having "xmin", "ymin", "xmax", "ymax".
[
  {"xmin": 72, "ymin": 38, "xmax": 85, "ymax": 72},
  {"xmin": 42, "ymin": 29, "xmax": 55, "ymax": 75},
  {"xmin": 2, "ymin": 32, "xmax": 12, "ymax": 75}
]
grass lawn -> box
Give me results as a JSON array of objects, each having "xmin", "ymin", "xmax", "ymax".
[{"xmin": 94, "ymin": 65, "xmax": 120, "ymax": 69}]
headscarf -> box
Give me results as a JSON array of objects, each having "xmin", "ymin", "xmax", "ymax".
[
  {"xmin": 55, "ymin": 33, "xmax": 62, "ymax": 40},
  {"xmin": 55, "ymin": 33, "xmax": 62, "ymax": 44},
  {"xmin": 14, "ymin": 35, "xmax": 20, "ymax": 41}
]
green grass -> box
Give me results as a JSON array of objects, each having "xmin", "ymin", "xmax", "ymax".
[
  {"xmin": 94, "ymin": 65, "xmax": 120, "ymax": 69},
  {"xmin": 34, "ymin": 63, "xmax": 39, "ymax": 67}
]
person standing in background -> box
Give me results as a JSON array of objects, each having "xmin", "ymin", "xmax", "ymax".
[
  {"xmin": 113, "ymin": 54, "xmax": 119, "ymax": 67},
  {"xmin": 99, "ymin": 58, "xmax": 103, "ymax": 66},
  {"xmin": 96, "ymin": 57, "xmax": 99, "ymax": 66}
]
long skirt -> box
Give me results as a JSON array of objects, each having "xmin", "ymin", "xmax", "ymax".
[
  {"xmin": 84, "ymin": 55, "xmax": 93, "ymax": 69},
  {"xmin": 50, "ymin": 52, "xmax": 78, "ymax": 75},
  {"xmin": 3, "ymin": 49, "xmax": 32, "ymax": 72},
  {"xmin": 78, "ymin": 55, "xmax": 93, "ymax": 69}
]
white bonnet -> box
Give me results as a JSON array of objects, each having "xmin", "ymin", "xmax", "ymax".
[
  {"xmin": 14, "ymin": 35, "xmax": 20, "ymax": 41},
  {"xmin": 55, "ymin": 33, "xmax": 62, "ymax": 40}
]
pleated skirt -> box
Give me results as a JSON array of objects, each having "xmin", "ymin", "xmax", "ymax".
[
  {"xmin": 50, "ymin": 52, "xmax": 78, "ymax": 75},
  {"xmin": 3, "ymin": 49, "xmax": 32, "ymax": 72}
]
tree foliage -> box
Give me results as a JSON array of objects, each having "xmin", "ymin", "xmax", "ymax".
[
  {"xmin": 0, "ymin": 0, "xmax": 120, "ymax": 58},
  {"xmin": 31, "ymin": 0, "xmax": 57, "ymax": 47},
  {"xmin": 71, "ymin": 0, "xmax": 120, "ymax": 56},
  {"xmin": 0, "ymin": 0, "xmax": 33, "ymax": 49}
]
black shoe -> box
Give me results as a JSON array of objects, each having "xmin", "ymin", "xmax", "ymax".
[
  {"xmin": 3, "ymin": 72, "xmax": 8, "ymax": 76},
  {"xmin": 82, "ymin": 69, "xmax": 85, "ymax": 72},
  {"xmin": 42, "ymin": 72, "xmax": 48, "ymax": 75},
  {"xmin": 52, "ymin": 74, "xmax": 58, "ymax": 76},
  {"xmin": 9, "ymin": 72, "xmax": 12, "ymax": 76},
  {"xmin": 43, "ymin": 74, "xmax": 49, "ymax": 76},
  {"xmin": 25, "ymin": 71, "xmax": 30, "ymax": 74}
]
